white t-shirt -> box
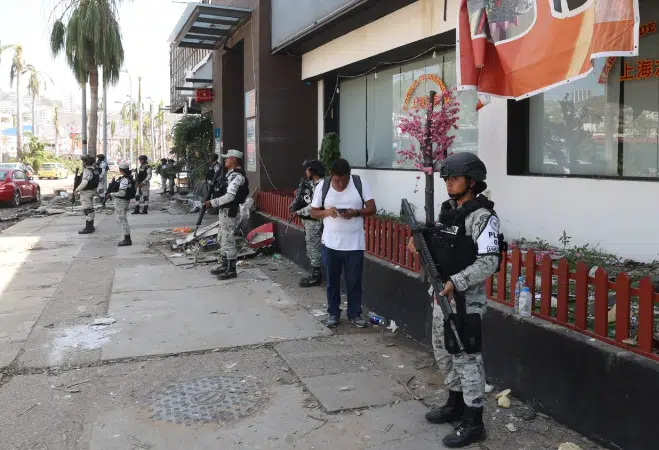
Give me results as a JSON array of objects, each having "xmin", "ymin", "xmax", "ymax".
[{"xmin": 311, "ymin": 176, "xmax": 374, "ymax": 251}]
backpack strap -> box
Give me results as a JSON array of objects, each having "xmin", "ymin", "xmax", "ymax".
[{"xmin": 321, "ymin": 175, "xmax": 365, "ymax": 208}]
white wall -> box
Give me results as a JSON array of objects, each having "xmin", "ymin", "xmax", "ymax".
[{"xmin": 302, "ymin": 0, "xmax": 458, "ymax": 79}]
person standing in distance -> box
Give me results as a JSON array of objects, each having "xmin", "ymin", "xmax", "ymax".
[
  {"xmin": 408, "ymin": 152, "xmax": 502, "ymax": 448},
  {"xmin": 204, "ymin": 149, "xmax": 249, "ymax": 280},
  {"xmin": 133, "ymin": 155, "xmax": 152, "ymax": 215},
  {"xmin": 310, "ymin": 158, "xmax": 376, "ymax": 328},
  {"xmin": 76, "ymin": 155, "xmax": 100, "ymax": 235},
  {"xmin": 110, "ymin": 162, "xmax": 136, "ymax": 247},
  {"xmin": 166, "ymin": 159, "xmax": 176, "ymax": 194},
  {"xmin": 96, "ymin": 154, "xmax": 108, "ymax": 197},
  {"xmin": 159, "ymin": 158, "xmax": 169, "ymax": 194},
  {"xmin": 292, "ymin": 159, "xmax": 325, "ymax": 287}
]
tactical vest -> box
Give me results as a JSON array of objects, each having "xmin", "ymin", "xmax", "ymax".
[
  {"xmin": 218, "ymin": 168, "xmax": 249, "ymax": 217},
  {"xmin": 428, "ymin": 195, "xmax": 503, "ymax": 280},
  {"xmin": 137, "ymin": 165, "xmax": 151, "ymax": 183},
  {"xmin": 206, "ymin": 163, "xmax": 220, "ymax": 182},
  {"xmin": 82, "ymin": 167, "xmax": 100, "ymax": 190}
]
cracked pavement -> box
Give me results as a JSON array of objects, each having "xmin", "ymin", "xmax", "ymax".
[{"xmin": 0, "ymin": 191, "xmax": 603, "ymax": 449}]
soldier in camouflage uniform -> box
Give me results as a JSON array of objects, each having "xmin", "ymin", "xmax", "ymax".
[
  {"xmin": 133, "ymin": 155, "xmax": 152, "ymax": 214},
  {"xmin": 76, "ymin": 155, "xmax": 100, "ymax": 235},
  {"xmin": 110, "ymin": 162, "xmax": 135, "ymax": 247},
  {"xmin": 410, "ymin": 152, "xmax": 501, "ymax": 448},
  {"xmin": 205, "ymin": 150, "xmax": 249, "ymax": 281},
  {"xmin": 292, "ymin": 160, "xmax": 325, "ymax": 287}
]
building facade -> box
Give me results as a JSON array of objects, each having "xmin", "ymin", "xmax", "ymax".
[
  {"xmin": 272, "ymin": 0, "xmax": 659, "ymax": 263},
  {"xmin": 168, "ymin": 0, "xmax": 319, "ymax": 192}
]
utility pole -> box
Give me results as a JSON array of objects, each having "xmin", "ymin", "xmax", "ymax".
[
  {"xmin": 149, "ymin": 101, "xmax": 155, "ymax": 160},
  {"xmin": 82, "ymin": 85, "xmax": 87, "ymax": 156},
  {"xmin": 103, "ymin": 78, "xmax": 108, "ymax": 157},
  {"xmin": 137, "ymin": 76, "xmax": 143, "ymax": 159}
]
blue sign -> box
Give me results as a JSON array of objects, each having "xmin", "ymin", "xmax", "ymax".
[{"xmin": 214, "ymin": 128, "xmax": 221, "ymax": 139}]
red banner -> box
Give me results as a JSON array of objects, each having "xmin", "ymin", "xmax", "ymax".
[
  {"xmin": 457, "ymin": 0, "xmax": 640, "ymax": 101},
  {"xmin": 195, "ymin": 88, "xmax": 214, "ymax": 103}
]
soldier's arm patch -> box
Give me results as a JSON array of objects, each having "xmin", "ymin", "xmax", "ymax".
[{"xmin": 475, "ymin": 214, "xmax": 500, "ymax": 256}]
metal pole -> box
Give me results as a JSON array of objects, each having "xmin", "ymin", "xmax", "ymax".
[
  {"xmin": 103, "ymin": 79, "xmax": 108, "ymax": 157},
  {"xmin": 150, "ymin": 101, "xmax": 155, "ymax": 159},
  {"xmin": 82, "ymin": 85, "xmax": 88, "ymax": 156},
  {"xmin": 138, "ymin": 76, "xmax": 143, "ymax": 160},
  {"xmin": 424, "ymin": 90, "xmax": 437, "ymax": 226}
]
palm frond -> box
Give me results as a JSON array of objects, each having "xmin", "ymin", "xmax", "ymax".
[{"xmin": 50, "ymin": 20, "xmax": 66, "ymax": 56}]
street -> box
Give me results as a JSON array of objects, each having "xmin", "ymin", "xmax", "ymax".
[
  {"xmin": 34, "ymin": 175, "xmax": 75, "ymax": 198},
  {"xmin": 0, "ymin": 190, "xmax": 602, "ymax": 450}
]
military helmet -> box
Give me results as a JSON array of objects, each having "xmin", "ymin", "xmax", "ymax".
[
  {"xmin": 439, "ymin": 152, "xmax": 486, "ymax": 182},
  {"xmin": 303, "ymin": 159, "xmax": 326, "ymax": 178},
  {"xmin": 118, "ymin": 162, "xmax": 130, "ymax": 171},
  {"xmin": 97, "ymin": 154, "xmax": 106, "ymax": 161},
  {"xmin": 138, "ymin": 155, "xmax": 148, "ymax": 162}
]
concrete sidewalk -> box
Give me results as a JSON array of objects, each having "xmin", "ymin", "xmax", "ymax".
[{"xmin": 0, "ymin": 192, "xmax": 601, "ymax": 450}]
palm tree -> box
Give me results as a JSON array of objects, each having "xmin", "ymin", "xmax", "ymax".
[
  {"xmin": 9, "ymin": 45, "xmax": 25, "ymax": 156},
  {"xmin": 53, "ymin": 106, "xmax": 60, "ymax": 156},
  {"xmin": 50, "ymin": 0, "xmax": 124, "ymax": 157},
  {"xmin": 26, "ymin": 66, "xmax": 52, "ymax": 138},
  {"xmin": 110, "ymin": 119, "xmax": 116, "ymax": 160}
]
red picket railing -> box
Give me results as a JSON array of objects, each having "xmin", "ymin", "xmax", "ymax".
[
  {"xmin": 486, "ymin": 247, "xmax": 659, "ymax": 362},
  {"xmin": 257, "ymin": 192, "xmax": 657, "ymax": 361}
]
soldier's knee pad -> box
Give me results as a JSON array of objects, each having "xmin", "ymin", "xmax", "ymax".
[
  {"xmin": 143, "ymin": 196, "xmax": 149, "ymax": 201},
  {"xmin": 83, "ymin": 208, "xmax": 93, "ymax": 216},
  {"xmin": 461, "ymin": 313, "xmax": 482, "ymax": 354}
]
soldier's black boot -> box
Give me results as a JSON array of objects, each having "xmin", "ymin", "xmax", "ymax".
[
  {"xmin": 442, "ymin": 406, "xmax": 486, "ymax": 448},
  {"xmin": 141, "ymin": 206, "xmax": 149, "ymax": 214},
  {"xmin": 218, "ymin": 260, "xmax": 237, "ymax": 280},
  {"xmin": 425, "ymin": 390, "xmax": 464, "ymax": 424},
  {"xmin": 210, "ymin": 256, "xmax": 228, "ymax": 276},
  {"xmin": 131, "ymin": 205, "xmax": 141, "ymax": 214},
  {"xmin": 118, "ymin": 235, "xmax": 132, "ymax": 247},
  {"xmin": 299, "ymin": 267, "xmax": 322, "ymax": 287},
  {"xmin": 78, "ymin": 220, "xmax": 95, "ymax": 234}
]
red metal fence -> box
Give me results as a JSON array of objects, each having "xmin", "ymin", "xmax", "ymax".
[{"xmin": 257, "ymin": 192, "xmax": 657, "ymax": 361}]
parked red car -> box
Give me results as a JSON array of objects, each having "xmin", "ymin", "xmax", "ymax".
[{"xmin": 0, "ymin": 169, "xmax": 41, "ymax": 207}]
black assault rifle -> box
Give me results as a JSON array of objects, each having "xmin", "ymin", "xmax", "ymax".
[
  {"xmin": 401, "ymin": 198, "xmax": 465, "ymax": 353},
  {"xmin": 194, "ymin": 162, "xmax": 224, "ymax": 237},
  {"xmin": 102, "ymin": 177, "xmax": 118, "ymax": 210},
  {"xmin": 286, "ymin": 177, "xmax": 307, "ymax": 234},
  {"xmin": 72, "ymin": 168, "xmax": 82, "ymax": 210}
]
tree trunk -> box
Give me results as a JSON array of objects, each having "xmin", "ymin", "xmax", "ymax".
[
  {"xmin": 88, "ymin": 67, "xmax": 99, "ymax": 157},
  {"xmin": 16, "ymin": 71, "xmax": 23, "ymax": 158}
]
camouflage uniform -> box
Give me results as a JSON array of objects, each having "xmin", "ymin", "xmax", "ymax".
[
  {"xmin": 431, "ymin": 205, "xmax": 500, "ymax": 409},
  {"xmin": 97, "ymin": 160, "xmax": 108, "ymax": 195},
  {"xmin": 76, "ymin": 166, "xmax": 97, "ymax": 226},
  {"xmin": 111, "ymin": 176, "xmax": 133, "ymax": 237},
  {"xmin": 210, "ymin": 169, "xmax": 247, "ymax": 261},
  {"xmin": 136, "ymin": 164, "xmax": 152, "ymax": 210},
  {"xmin": 295, "ymin": 179, "xmax": 322, "ymax": 268}
]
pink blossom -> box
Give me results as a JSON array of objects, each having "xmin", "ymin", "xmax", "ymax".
[{"xmin": 396, "ymin": 89, "xmax": 461, "ymax": 173}]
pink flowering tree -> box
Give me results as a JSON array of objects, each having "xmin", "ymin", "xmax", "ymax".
[
  {"xmin": 396, "ymin": 88, "xmax": 461, "ymax": 175},
  {"xmin": 397, "ymin": 88, "xmax": 461, "ymax": 225}
]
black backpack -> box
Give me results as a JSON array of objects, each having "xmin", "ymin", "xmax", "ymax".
[{"xmin": 320, "ymin": 175, "xmax": 365, "ymax": 208}]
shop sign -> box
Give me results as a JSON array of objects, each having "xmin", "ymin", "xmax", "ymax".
[
  {"xmin": 195, "ymin": 88, "xmax": 213, "ymax": 103},
  {"xmin": 403, "ymin": 74, "xmax": 447, "ymax": 111}
]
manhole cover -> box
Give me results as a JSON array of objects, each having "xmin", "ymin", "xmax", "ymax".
[{"xmin": 144, "ymin": 376, "xmax": 269, "ymax": 425}]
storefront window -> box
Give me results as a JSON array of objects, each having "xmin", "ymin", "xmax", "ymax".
[
  {"xmin": 339, "ymin": 51, "xmax": 479, "ymax": 170},
  {"xmin": 528, "ymin": 2, "xmax": 659, "ymax": 179}
]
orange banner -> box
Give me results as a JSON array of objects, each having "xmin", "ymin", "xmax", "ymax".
[{"xmin": 457, "ymin": 0, "xmax": 640, "ymax": 101}]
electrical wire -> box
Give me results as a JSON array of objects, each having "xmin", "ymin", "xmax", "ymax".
[{"xmin": 324, "ymin": 43, "xmax": 456, "ymax": 119}]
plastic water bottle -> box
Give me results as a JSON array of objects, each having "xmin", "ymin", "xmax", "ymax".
[
  {"xmin": 518, "ymin": 287, "xmax": 532, "ymax": 317},
  {"xmin": 514, "ymin": 276, "xmax": 525, "ymax": 310}
]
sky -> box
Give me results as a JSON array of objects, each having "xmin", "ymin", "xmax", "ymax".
[{"xmin": 0, "ymin": 0, "xmax": 189, "ymax": 113}]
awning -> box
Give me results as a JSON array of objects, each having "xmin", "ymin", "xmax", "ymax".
[{"xmin": 168, "ymin": 2, "xmax": 252, "ymax": 50}]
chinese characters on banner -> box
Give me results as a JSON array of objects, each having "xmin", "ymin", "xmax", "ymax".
[
  {"xmin": 245, "ymin": 90, "xmax": 257, "ymax": 172},
  {"xmin": 598, "ymin": 21, "xmax": 657, "ymax": 83},
  {"xmin": 457, "ymin": 0, "xmax": 640, "ymax": 103}
]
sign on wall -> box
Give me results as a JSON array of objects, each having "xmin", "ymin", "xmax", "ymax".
[
  {"xmin": 214, "ymin": 128, "xmax": 221, "ymax": 155},
  {"xmin": 245, "ymin": 90, "xmax": 256, "ymax": 119},
  {"xmin": 246, "ymin": 118, "xmax": 256, "ymax": 172}
]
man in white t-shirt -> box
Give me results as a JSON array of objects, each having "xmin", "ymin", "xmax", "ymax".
[{"xmin": 311, "ymin": 158, "xmax": 377, "ymax": 328}]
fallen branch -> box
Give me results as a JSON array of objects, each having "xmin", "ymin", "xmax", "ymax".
[{"xmin": 18, "ymin": 403, "xmax": 37, "ymax": 417}]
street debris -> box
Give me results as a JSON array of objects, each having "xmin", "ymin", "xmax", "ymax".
[
  {"xmin": 505, "ymin": 423, "xmax": 517, "ymax": 432},
  {"xmin": 558, "ymin": 443, "xmax": 583, "ymax": 450},
  {"xmin": 496, "ymin": 388, "xmax": 512, "ymax": 408},
  {"xmin": 485, "ymin": 384, "xmax": 494, "ymax": 393},
  {"xmin": 311, "ymin": 309, "xmax": 326, "ymax": 317},
  {"xmin": 387, "ymin": 320, "xmax": 399, "ymax": 333},
  {"xmin": 17, "ymin": 403, "xmax": 39, "ymax": 417},
  {"xmin": 339, "ymin": 386, "xmax": 355, "ymax": 392},
  {"xmin": 173, "ymin": 227, "xmax": 193, "ymax": 234},
  {"xmin": 91, "ymin": 317, "xmax": 116, "ymax": 326}
]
